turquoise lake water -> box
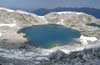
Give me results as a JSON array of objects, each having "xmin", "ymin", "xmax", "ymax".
[
  {"xmin": 87, "ymin": 23, "xmax": 100, "ymax": 28},
  {"xmin": 18, "ymin": 24, "xmax": 80, "ymax": 48}
]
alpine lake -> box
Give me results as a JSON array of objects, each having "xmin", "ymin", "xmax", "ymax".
[{"xmin": 18, "ymin": 24, "xmax": 81, "ymax": 48}]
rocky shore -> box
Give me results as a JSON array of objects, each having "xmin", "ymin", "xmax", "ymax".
[{"xmin": 0, "ymin": 40, "xmax": 100, "ymax": 65}]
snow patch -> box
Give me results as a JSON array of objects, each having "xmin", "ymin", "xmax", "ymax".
[
  {"xmin": 0, "ymin": 19, "xmax": 17, "ymax": 27},
  {"xmin": 0, "ymin": 23, "xmax": 16, "ymax": 27},
  {"xmin": 0, "ymin": 32, "xmax": 2, "ymax": 37},
  {"xmin": 57, "ymin": 19, "xmax": 64, "ymax": 25},
  {"xmin": 42, "ymin": 49, "xmax": 56, "ymax": 56},
  {"xmin": 16, "ymin": 10, "xmax": 38, "ymax": 17},
  {"xmin": 16, "ymin": 10, "xmax": 32, "ymax": 15},
  {"xmin": 0, "ymin": 7, "xmax": 14, "ymax": 12},
  {"xmin": 58, "ymin": 49, "xmax": 70, "ymax": 54},
  {"xmin": 57, "ymin": 11, "xmax": 83, "ymax": 15},
  {"xmin": 80, "ymin": 35, "xmax": 97, "ymax": 45},
  {"xmin": 36, "ymin": 57, "xmax": 49, "ymax": 61}
]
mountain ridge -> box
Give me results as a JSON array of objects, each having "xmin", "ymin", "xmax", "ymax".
[{"xmin": 33, "ymin": 7, "xmax": 100, "ymax": 18}]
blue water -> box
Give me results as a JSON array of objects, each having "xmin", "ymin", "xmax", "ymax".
[
  {"xmin": 87, "ymin": 23, "xmax": 100, "ymax": 28},
  {"xmin": 18, "ymin": 24, "xmax": 80, "ymax": 48}
]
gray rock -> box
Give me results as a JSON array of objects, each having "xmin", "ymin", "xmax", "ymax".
[{"xmin": 48, "ymin": 50, "xmax": 66, "ymax": 60}]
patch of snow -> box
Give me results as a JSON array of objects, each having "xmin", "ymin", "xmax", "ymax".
[
  {"xmin": 57, "ymin": 11, "xmax": 83, "ymax": 15},
  {"xmin": 35, "ymin": 57, "xmax": 49, "ymax": 61},
  {"xmin": 76, "ymin": 12, "xmax": 83, "ymax": 15},
  {"xmin": 80, "ymin": 35, "xmax": 97, "ymax": 45},
  {"xmin": 42, "ymin": 49, "xmax": 55, "ymax": 56},
  {"xmin": 57, "ymin": 19, "xmax": 64, "ymax": 25},
  {"xmin": 0, "ymin": 32, "xmax": 2, "ymax": 37},
  {"xmin": 58, "ymin": 12, "xmax": 72, "ymax": 14},
  {"xmin": 59, "ymin": 49, "xmax": 70, "ymax": 54},
  {"xmin": 59, "ymin": 42, "xmax": 100, "ymax": 54},
  {"xmin": 73, "ymin": 46, "xmax": 85, "ymax": 51},
  {"xmin": 0, "ymin": 23, "xmax": 16, "ymax": 27},
  {"xmin": 0, "ymin": 7, "xmax": 14, "ymax": 12},
  {"xmin": 16, "ymin": 10, "xmax": 32, "ymax": 15},
  {"xmin": 0, "ymin": 20, "xmax": 17, "ymax": 27},
  {"xmin": 16, "ymin": 10, "xmax": 38, "ymax": 17}
]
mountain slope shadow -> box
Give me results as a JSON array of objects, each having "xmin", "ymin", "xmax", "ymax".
[{"xmin": 33, "ymin": 7, "xmax": 100, "ymax": 18}]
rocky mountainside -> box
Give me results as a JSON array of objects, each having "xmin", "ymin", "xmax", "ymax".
[
  {"xmin": 0, "ymin": 7, "xmax": 99, "ymax": 65},
  {"xmin": 0, "ymin": 7, "xmax": 47, "ymax": 48},
  {"xmin": 44, "ymin": 12, "xmax": 100, "ymax": 38}
]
